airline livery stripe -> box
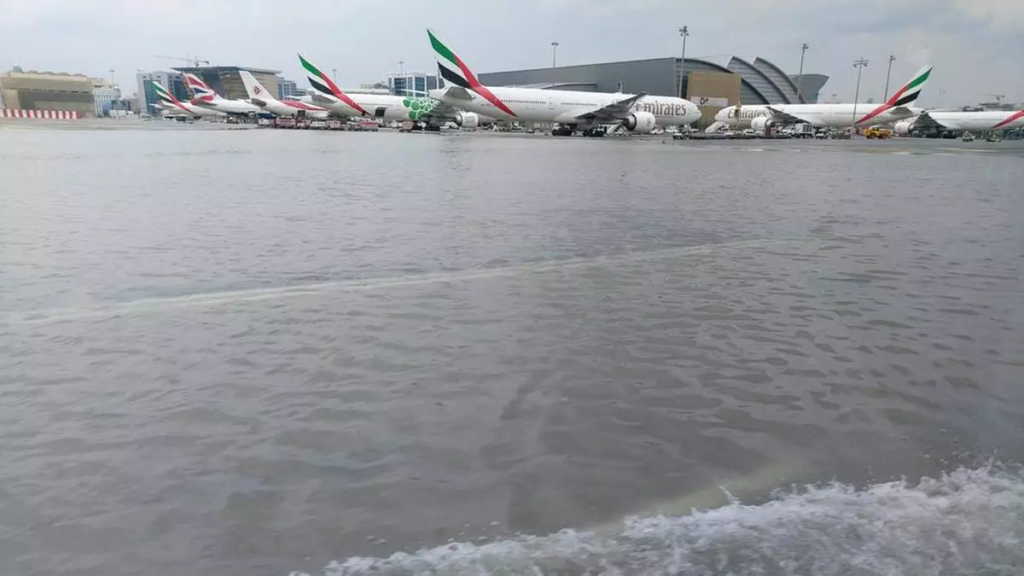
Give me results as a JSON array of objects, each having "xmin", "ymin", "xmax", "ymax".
[
  {"xmin": 901, "ymin": 69, "xmax": 931, "ymax": 94},
  {"xmin": 886, "ymin": 67, "xmax": 930, "ymax": 105},
  {"xmin": 299, "ymin": 56, "xmax": 319, "ymax": 77},
  {"xmin": 308, "ymin": 77, "xmax": 333, "ymax": 96},
  {"xmin": 428, "ymin": 31, "xmax": 459, "ymax": 69},
  {"xmin": 856, "ymin": 104, "xmax": 892, "ymax": 125},
  {"xmin": 438, "ymin": 65, "xmax": 471, "ymax": 89},
  {"xmin": 298, "ymin": 54, "xmax": 369, "ymax": 116},
  {"xmin": 892, "ymin": 93, "xmax": 918, "ymax": 107},
  {"xmin": 992, "ymin": 110, "xmax": 1024, "ymax": 129},
  {"xmin": 473, "ymin": 85, "xmax": 517, "ymax": 118},
  {"xmin": 428, "ymin": 30, "xmax": 516, "ymax": 117}
]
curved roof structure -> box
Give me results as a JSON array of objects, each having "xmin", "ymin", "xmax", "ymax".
[
  {"xmin": 790, "ymin": 73, "xmax": 829, "ymax": 103},
  {"xmin": 686, "ymin": 56, "xmax": 828, "ymax": 104},
  {"xmin": 476, "ymin": 56, "xmax": 828, "ymax": 106},
  {"xmin": 753, "ymin": 57, "xmax": 804, "ymax": 103},
  {"xmin": 728, "ymin": 56, "xmax": 785, "ymax": 103},
  {"xmin": 681, "ymin": 57, "xmax": 769, "ymax": 105}
]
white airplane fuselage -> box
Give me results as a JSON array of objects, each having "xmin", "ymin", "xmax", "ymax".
[
  {"xmin": 305, "ymin": 93, "xmax": 413, "ymax": 121},
  {"xmin": 194, "ymin": 96, "xmax": 263, "ymax": 116},
  {"xmin": 716, "ymin": 104, "xmax": 923, "ymax": 128},
  {"xmin": 257, "ymin": 99, "xmax": 330, "ymax": 120},
  {"xmin": 909, "ymin": 110, "xmax": 1024, "ymax": 132},
  {"xmin": 165, "ymin": 101, "xmax": 226, "ymax": 118},
  {"xmin": 429, "ymin": 86, "xmax": 701, "ymax": 128}
]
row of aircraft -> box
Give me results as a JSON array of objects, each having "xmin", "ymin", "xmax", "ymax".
[
  {"xmin": 711, "ymin": 66, "xmax": 1024, "ymax": 135},
  {"xmin": 149, "ymin": 29, "xmax": 1023, "ymax": 136},
  {"xmin": 148, "ymin": 29, "xmax": 701, "ymax": 135}
]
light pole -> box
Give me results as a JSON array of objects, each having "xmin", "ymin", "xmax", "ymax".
[
  {"xmin": 551, "ymin": 42, "xmax": 559, "ymax": 68},
  {"xmin": 937, "ymin": 88, "xmax": 946, "ymax": 108},
  {"xmin": 883, "ymin": 54, "xmax": 896, "ymax": 101},
  {"xmin": 398, "ymin": 61, "xmax": 404, "ymax": 76},
  {"xmin": 332, "ymin": 68, "xmax": 337, "ymax": 80},
  {"xmin": 797, "ymin": 43, "xmax": 808, "ymax": 102},
  {"xmin": 851, "ymin": 58, "xmax": 869, "ymax": 131},
  {"xmin": 677, "ymin": 26, "xmax": 689, "ymax": 99},
  {"xmin": 110, "ymin": 69, "xmax": 116, "ymax": 85}
]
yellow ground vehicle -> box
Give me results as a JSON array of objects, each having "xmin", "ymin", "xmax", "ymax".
[{"xmin": 864, "ymin": 127, "xmax": 892, "ymax": 139}]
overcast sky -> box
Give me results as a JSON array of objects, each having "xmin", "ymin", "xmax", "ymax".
[{"xmin": 1, "ymin": 0, "xmax": 1021, "ymax": 107}]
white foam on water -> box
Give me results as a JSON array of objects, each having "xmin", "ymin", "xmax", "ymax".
[
  {"xmin": 301, "ymin": 465, "xmax": 1024, "ymax": 576},
  {"xmin": 6, "ymin": 239, "xmax": 781, "ymax": 324}
]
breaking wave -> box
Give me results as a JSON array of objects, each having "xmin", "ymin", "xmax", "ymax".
[{"xmin": 295, "ymin": 464, "xmax": 1024, "ymax": 576}]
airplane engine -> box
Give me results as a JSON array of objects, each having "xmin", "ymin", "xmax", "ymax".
[
  {"xmin": 455, "ymin": 111, "xmax": 479, "ymax": 129},
  {"xmin": 894, "ymin": 121, "xmax": 914, "ymax": 136},
  {"xmin": 624, "ymin": 111, "xmax": 656, "ymax": 133},
  {"xmin": 750, "ymin": 117, "xmax": 776, "ymax": 132}
]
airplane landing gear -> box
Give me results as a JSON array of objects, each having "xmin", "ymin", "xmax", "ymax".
[
  {"xmin": 552, "ymin": 125, "xmax": 575, "ymax": 136},
  {"xmin": 582, "ymin": 127, "xmax": 606, "ymax": 137}
]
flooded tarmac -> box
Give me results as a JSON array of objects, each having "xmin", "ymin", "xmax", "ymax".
[{"xmin": 1, "ymin": 128, "xmax": 1023, "ymax": 575}]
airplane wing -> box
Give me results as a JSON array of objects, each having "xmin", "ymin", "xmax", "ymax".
[
  {"xmin": 574, "ymin": 93, "xmax": 647, "ymax": 123},
  {"xmin": 433, "ymin": 86, "xmax": 475, "ymax": 102},
  {"xmin": 888, "ymin": 106, "xmax": 916, "ymax": 118},
  {"xmin": 913, "ymin": 112, "xmax": 956, "ymax": 131},
  {"xmin": 308, "ymin": 92, "xmax": 338, "ymax": 107},
  {"xmin": 420, "ymin": 101, "xmax": 462, "ymax": 124},
  {"xmin": 766, "ymin": 106, "xmax": 816, "ymax": 125}
]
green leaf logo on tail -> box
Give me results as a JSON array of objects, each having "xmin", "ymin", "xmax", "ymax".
[
  {"xmin": 298, "ymin": 54, "xmax": 369, "ymax": 116},
  {"xmin": 427, "ymin": 29, "xmax": 517, "ymax": 118},
  {"xmin": 857, "ymin": 65, "xmax": 932, "ymax": 125}
]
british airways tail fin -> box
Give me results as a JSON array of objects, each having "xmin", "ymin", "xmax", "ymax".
[{"xmin": 183, "ymin": 73, "xmax": 217, "ymax": 101}]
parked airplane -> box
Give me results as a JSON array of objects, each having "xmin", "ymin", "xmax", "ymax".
[
  {"xmin": 238, "ymin": 70, "xmax": 330, "ymax": 120},
  {"xmin": 149, "ymin": 102, "xmax": 186, "ymax": 118},
  {"xmin": 713, "ymin": 65, "xmax": 933, "ymax": 131},
  {"xmin": 183, "ymin": 73, "xmax": 266, "ymax": 117},
  {"xmin": 151, "ymin": 81, "xmax": 227, "ymax": 118},
  {"xmin": 298, "ymin": 53, "xmax": 482, "ymax": 128},
  {"xmin": 425, "ymin": 29, "xmax": 701, "ymax": 136},
  {"xmin": 895, "ymin": 109, "xmax": 1024, "ymax": 135}
]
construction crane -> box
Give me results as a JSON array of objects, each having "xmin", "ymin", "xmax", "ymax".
[
  {"xmin": 984, "ymin": 93, "xmax": 1006, "ymax": 103},
  {"xmin": 154, "ymin": 55, "xmax": 210, "ymax": 67}
]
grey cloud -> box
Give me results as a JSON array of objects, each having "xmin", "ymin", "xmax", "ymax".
[{"xmin": 0, "ymin": 0, "xmax": 1019, "ymax": 107}]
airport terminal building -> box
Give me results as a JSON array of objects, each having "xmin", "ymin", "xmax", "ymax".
[
  {"xmin": 0, "ymin": 69, "xmax": 96, "ymax": 118},
  {"xmin": 478, "ymin": 56, "xmax": 828, "ymax": 127}
]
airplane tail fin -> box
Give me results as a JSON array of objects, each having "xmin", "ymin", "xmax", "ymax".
[
  {"xmin": 150, "ymin": 81, "xmax": 181, "ymax": 105},
  {"xmin": 856, "ymin": 65, "xmax": 932, "ymax": 124},
  {"xmin": 297, "ymin": 53, "xmax": 369, "ymax": 116},
  {"xmin": 427, "ymin": 28, "xmax": 482, "ymax": 90},
  {"xmin": 426, "ymin": 29, "xmax": 517, "ymax": 117},
  {"xmin": 184, "ymin": 73, "xmax": 216, "ymax": 101},
  {"xmin": 886, "ymin": 65, "xmax": 933, "ymax": 107},
  {"xmin": 239, "ymin": 70, "xmax": 274, "ymax": 102}
]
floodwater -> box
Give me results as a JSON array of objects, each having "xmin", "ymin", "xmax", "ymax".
[{"xmin": 1, "ymin": 126, "xmax": 1023, "ymax": 576}]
